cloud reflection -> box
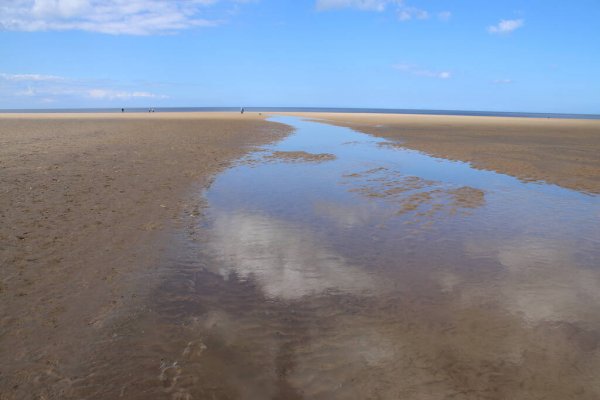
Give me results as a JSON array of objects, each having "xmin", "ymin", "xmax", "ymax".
[
  {"xmin": 465, "ymin": 236, "xmax": 600, "ymax": 323},
  {"xmin": 206, "ymin": 211, "xmax": 374, "ymax": 300}
]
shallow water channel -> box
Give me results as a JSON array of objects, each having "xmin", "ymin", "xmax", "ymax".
[{"xmin": 149, "ymin": 116, "xmax": 600, "ymax": 399}]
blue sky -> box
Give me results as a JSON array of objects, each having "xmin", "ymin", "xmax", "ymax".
[{"xmin": 1, "ymin": 0, "xmax": 599, "ymax": 113}]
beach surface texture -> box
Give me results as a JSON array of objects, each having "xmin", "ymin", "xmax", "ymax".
[
  {"xmin": 0, "ymin": 112, "xmax": 290, "ymax": 398},
  {"xmin": 1, "ymin": 111, "xmax": 599, "ymax": 399}
]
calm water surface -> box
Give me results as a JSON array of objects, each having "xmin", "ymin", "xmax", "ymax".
[{"xmin": 87, "ymin": 117, "xmax": 600, "ymax": 399}]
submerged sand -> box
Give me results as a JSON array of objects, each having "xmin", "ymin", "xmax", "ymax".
[
  {"xmin": 266, "ymin": 150, "xmax": 336, "ymax": 163},
  {"xmin": 0, "ymin": 112, "xmax": 291, "ymax": 398},
  {"xmin": 282, "ymin": 112, "xmax": 600, "ymax": 194}
]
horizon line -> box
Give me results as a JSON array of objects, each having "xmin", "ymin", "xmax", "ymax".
[{"xmin": 1, "ymin": 106, "xmax": 599, "ymax": 119}]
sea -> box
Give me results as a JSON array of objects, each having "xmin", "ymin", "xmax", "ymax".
[{"xmin": 1, "ymin": 107, "xmax": 599, "ymax": 120}]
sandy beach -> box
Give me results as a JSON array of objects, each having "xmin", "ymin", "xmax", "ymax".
[
  {"xmin": 283, "ymin": 112, "xmax": 600, "ymax": 194},
  {"xmin": 1, "ymin": 112, "xmax": 599, "ymax": 399},
  {"xmin": 4, "ymin": 0, "xmax": 599, "ymax": 396},
  {"xmin": 0, "ymin": 113, "xmax": 291, "ymax": 398}
]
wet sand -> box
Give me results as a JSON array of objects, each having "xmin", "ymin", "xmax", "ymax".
[
  {"xmin": 0, "ymin": 113, "xmax": 291, "ymax": 399},
  {"xmin": 282, "ymin": 112, "xmax": 600, "ymax": 194},
  {"xmin": 1, "ymin": 112, "xmax": 599, "ymax": 399},
  {"xmin": 265, "ymin": 151, "xmax": 337, "ymax": 163}
]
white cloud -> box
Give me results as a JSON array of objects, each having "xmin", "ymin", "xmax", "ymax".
[
  {"xmin": 316, "ymin": 0, "xmax": 437, "ymax": 22},
  {"xmin": 0, "ymin": 0, "xmax": 247, "ymax": 35},
  {"xmin": 0, "ymin": 71, "xmax": 168, "ymax": 104},
  {"xmin": 393, "ymin": 63, "xmax": 452, "ymax": 79},
  {"xmin": 488, "ymin": 19, "xmax": 524, "ymax": 34}
]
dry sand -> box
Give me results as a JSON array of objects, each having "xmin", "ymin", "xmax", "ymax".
[
  {"xmin": 282, "ymin": 112, "xmax": 600, "ymax": 194},
  {"xmin": 0, "ymin": 112, "xmax": 291, "ymax": 399}
]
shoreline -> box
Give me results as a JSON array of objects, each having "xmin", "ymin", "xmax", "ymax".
[
  {"xmin": 1, "ymin": 111, "xmax": 597, "ymax": 195},
  {"xmin": 278, "ymin": 112, "xmax": 600, "ymax": 194},
  {"xmin": 0, "ymin": 111, "xmax": 264, "ymax": 119},
  {"xmin": 1, "ymin": 108, "xmax": 599, "ymax": 120}
]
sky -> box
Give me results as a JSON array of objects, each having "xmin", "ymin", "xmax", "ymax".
[{"xmin": 1, "ymin": 0, "xmax": 599, "ymax": 113}]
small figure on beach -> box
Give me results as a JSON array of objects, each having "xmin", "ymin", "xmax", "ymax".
[
  {"xmin": 240, "ymin": 107, "xmax": 245, "ymax": 114},
  {"xmin": 121, "ymin": 108, "xmax": 124, "ymax": 113}
]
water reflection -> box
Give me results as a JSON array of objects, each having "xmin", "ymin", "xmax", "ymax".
[
  {"xmin": 179, "ymin": 116, "xmax": 598, "ymax": 398},
  {"xmin": 466, "ymin": 236, "xmax": 600, "ymax": 324},
  {"xmin": 77, "ymin": 116, "xmax": 600, "ymax": 399},
  {"xmin": 206, "ymin": 211, "xmax": 375, "ymax": 300},
  {"xmin": 193, "ymin": 116, "xmax": 600, "ymax": 399}
]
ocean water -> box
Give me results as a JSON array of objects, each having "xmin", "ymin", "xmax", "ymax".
[{"xmin": 1, "ymin": 106, "xmax": 600, "ymax": 120}]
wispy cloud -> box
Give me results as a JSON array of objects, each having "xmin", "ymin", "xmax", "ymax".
[
  {"xmin": 0, "ymin": 72, "xmax": 65, "ymax": 82},
  {"xmin": 316, "ymin": 0, "xmax": 395, "ymax": 12},
  {"xmin": 393, "ymin": 63, "xmax": 452, "ymax": 79},
  {"xmin": 0, "ymin": 0, "xmax": 249, "ymax": 35},
  {"xmin": 316, "ymin": 0, "xmax": 444, "ymax": 22},
  {"xmin": 488, "ymin": 19, "xmax": 524, "ymax": 34},
  {"xmin": 87, "ymin": 89, "xmax": 168, "ymax": 100},
  {"xmin": 0, "ymin": 71, "xmax": 168, "ymax": 104},
  {"xmin": 398, "ymin": 6, "xmax": 428, "ymax": 21},
  {"xmin": 437, "ymin": 11, "xmax": 451, "ymax": 21}
]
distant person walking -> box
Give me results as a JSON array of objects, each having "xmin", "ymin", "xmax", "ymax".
[
  {"xmin": 121, "ymin": 108, "xmax": 124, "ymax": 113},
  {"xmin": 240, "ymin": 107, "xmax": 245, "ymax": 114}
]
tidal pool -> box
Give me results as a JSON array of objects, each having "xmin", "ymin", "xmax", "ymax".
[{"xmin": 129, "ymin": 117, "xmax": 599, "ymax": 399}]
